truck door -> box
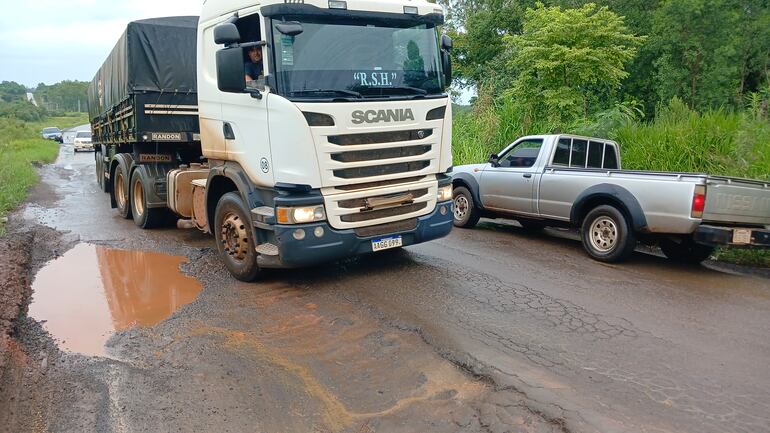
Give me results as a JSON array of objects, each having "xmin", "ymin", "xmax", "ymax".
[
  {"xmin": 219, "ymin": 12, "xmax": 273, "ymax": 186},
  {"xmin": 479, "ymin": 138, "xmax": 544, "ymax": 215}
]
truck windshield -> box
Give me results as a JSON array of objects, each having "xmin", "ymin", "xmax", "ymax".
[{"xmin": 270, "ymin": 16, "xmax": 444, "ymax": 100}]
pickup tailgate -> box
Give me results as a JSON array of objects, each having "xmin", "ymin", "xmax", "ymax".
[{"xmin": 703, "ymin": 177, "xmax": 770, "ymax": 226}]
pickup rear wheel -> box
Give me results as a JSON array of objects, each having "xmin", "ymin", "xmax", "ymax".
[
  {"xmin": 453, "ymin": 186, "xmax": 481, "ymax": 228},
  {"xmin": 214, "ymin": 192, "xmax": 261, "ymax": 282},
  {"xmin": 660, "ymin": 237, "xmax": 715, "ymax": 264},
  {"xmin": 581, "ymin": 205, "xmax": 637, "ymax": 263}
]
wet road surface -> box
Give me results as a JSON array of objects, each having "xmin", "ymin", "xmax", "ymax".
[{"xmin": 5, "ymin": 145, "xmax": 770, "ymax": 433}]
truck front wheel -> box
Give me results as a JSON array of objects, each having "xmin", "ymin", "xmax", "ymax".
[
  {"xmin": 660, "ymin": 237, "xmax": 715, "ymax": 264},
  {"xmin": 214, "ymin": 192, "xmax": 261, "ymax": 282},
  {"xmin": 580, "ymin": 205, "xmax": 637, "ymax": 263},
  {"xmin": 453, "ymin": 186, "xmax": 481, "ymax": 228}
]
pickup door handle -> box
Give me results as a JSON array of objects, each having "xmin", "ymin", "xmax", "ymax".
[{"xmin": 523, "ymin": 174, "xmax": 533, "ymax": 179}]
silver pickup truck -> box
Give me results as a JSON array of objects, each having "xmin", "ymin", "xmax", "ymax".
[{"xmin": 452, "ymin": 134, "xmax": 770, "ymax": 263}]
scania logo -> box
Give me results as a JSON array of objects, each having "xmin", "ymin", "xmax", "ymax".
[{"xmin": 351, "ymin": 108, "xmax": 415, "ymax": 124}]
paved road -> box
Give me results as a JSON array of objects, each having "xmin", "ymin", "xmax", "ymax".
[{"xmin": 5, "ymin": 146, "xmax": 770, "ymax": 433}]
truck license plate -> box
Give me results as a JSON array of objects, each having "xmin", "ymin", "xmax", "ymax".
[
  {"xmin": 732, "ymin": 229, "xmax": 752, "ymax": 245},
  {"xmin": 372, "ymin": 236, "xmax": 403, "ymax": 252}
]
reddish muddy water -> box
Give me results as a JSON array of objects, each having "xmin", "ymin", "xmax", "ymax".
[{"xmin": 28, "ymin": 244, "xmax": 203, "ymax": 356}]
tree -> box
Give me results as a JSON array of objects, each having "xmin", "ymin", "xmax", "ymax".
[
  {"xmin": 651, "ymin": 0, "xmax": 748, "ymax": 109},
  {"xmin": 0, "ymin": 81, "xmax": 27, "ymax": 103},
  {"xmin": 505, "ymin": 3, "xmax": 644, "ymax": 125},
  {"xmin": 34, "ymin": 80, "xmax": 89, "ymax": 113}
]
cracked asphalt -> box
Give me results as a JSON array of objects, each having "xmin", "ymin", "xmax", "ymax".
[{"xmin": 1, "ymin": 145, "xmax": 769, "ymax": 433}]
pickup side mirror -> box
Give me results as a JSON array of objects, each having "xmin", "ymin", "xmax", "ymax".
[
  {"xmin": 216, "ymin": 47, "xmax": 246, "ymax": 93},
  {"xmin": 488, "ymin": 153, "xmax": 499, "ymax": 167}
]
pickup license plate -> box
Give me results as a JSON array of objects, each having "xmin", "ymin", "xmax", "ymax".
[
  {"xmin": 732, "ymin": 229, "xmax": 752, "ymax": 245},
  {"xmin": 372, "ymin": 236, "xmax": 403, "ymax": 252}
]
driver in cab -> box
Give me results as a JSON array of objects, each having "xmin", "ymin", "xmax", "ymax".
[{"xmin": 245, "ymin": 46, "xmax": 264, "ymax": 85}]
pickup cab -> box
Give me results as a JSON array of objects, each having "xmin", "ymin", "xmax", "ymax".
[{"xmin": 452, "ymin": 134, "xmax": 770, "ymax": 263}]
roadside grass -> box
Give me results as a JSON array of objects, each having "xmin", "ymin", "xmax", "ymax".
[
  {"xmin": 452, "ymin": 98, "xmax": 770, "ymax": 267},
  {"xmin": 0, "ymin": 112, "xmax": 89, "ymax": 235}
]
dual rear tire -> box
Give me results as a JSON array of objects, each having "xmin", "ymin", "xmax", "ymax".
[{"xmin": 111, "ymin": 159, "xmax": 168, "ymax": 229}]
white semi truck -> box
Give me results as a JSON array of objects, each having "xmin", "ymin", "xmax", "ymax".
[{"xmin": 89, "ymin": 0, "xmax": 455, "ymax": 281}]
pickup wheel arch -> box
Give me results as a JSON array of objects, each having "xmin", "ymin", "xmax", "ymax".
[
  {"xmin": 451, "ymin": 173, "xmax": 484, "ymax": 210},
  {"xmin": 571, "ymin": 184, "xmax": 648, "ymax": 232}
]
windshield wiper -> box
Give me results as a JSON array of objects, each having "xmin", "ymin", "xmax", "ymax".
[
  {"xmin": 290, "ymin": 89, "xmax": 363, "ymax": 99},
  {"xmin": 359, "ymin": 85, "xmax": 428, "ymax": 96}
]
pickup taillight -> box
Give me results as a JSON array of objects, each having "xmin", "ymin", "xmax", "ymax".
[{"xmin": 691, "ymin": 185, "xmax": 706, "ymax": 218}]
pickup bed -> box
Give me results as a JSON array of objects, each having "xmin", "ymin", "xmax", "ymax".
[{"xmin": 452, "ymin": 134, "xmax": 770, "ymax": 263}]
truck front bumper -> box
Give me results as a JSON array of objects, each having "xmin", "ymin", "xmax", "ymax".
[
  {"xmin": 694, "ymin": 225, "xmax": 770, "ymax": 248},
  {"xmin": 269, "ymin": 201, "xmax": 454, "ymax": 268}
]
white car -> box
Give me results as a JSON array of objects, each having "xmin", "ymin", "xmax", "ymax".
[{"xmin": 73, "ymin": 131, "xmax": 94, "ymax": 152}]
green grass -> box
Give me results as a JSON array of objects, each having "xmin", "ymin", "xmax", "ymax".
[{"xmin": 0, "ymin": 113, "xmax": 86, "ymax": 234}]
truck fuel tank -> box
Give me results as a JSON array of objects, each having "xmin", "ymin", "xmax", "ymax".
[{"xmin": 167, "ymin": 164, "xmax": 209, "ymax": 219}]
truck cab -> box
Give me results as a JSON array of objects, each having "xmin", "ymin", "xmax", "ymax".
[{"xmin": 193, "ymin": 0, "xmax": 454, "ymax": 279}]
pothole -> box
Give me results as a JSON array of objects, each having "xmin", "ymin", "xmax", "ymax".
[{"xmin": 28, "ymin": 243, "xmax": 203, "ymax": 356}]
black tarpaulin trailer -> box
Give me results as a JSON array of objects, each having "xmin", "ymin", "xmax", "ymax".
[{"xmin": 87, "ymin": 16, "xmax": 200, "ymax": 146}]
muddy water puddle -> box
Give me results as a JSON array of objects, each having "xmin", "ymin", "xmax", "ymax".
[{"xmin": 28, "ymin": 244, "xmax": 203, "ymax": 356}]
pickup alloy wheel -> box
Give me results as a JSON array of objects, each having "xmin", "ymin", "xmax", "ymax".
[
  {"xmin": 581, "ymin": 205, "xmax": 637, "ymax": 263},
  {"xmin": 453, "ymin": 186, "xmax": 481, "ymax": 228}
]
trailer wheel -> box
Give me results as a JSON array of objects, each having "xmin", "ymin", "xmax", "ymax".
[
  {"xmin": 130, "ymin": 171, "xmax": 167, "ymax": 229},
  {"xmin": 580, "ymin": 205, "xmax": 637, "ymax": 263},
  {"xmin": 453, "ymin": 186, "xmax": 480, "ymax": 228},
  {"xmin": 660, "ymin": 237, "xmax": 715, "ymax": 264},
  {"xmin": 113, "ymin": 161, "xmax": 132, "ymax": 219},
  {"xmin": 214, "ymin": 192, "xmax": 261, "ymax": 282},
  {"xmin": 95, "ymin": 150, "xmax": 109, "ymax": 193}
]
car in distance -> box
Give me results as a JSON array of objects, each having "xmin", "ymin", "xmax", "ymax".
[
  {"xmin": 73, "ymin": 131, "xmax": 93, "ymax": 152},
  {"xmin": 452, "ymin": 134, "xmax": 770, "ymax": 263},
  {"xmin": 41, "ymin": 127, "xmax": 62, "ymax": 142}
]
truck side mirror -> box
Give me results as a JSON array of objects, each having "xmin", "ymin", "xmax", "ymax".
[
  {"xmin": 214, "ymin": 23, "xmax": 241, "ymax": 46},
  {"xmin": 441, "ymin": 51, "xmax": 452, "ymax": 88},
  {"xmin": 216, "ymin": 47, "xmax": 246, "ymax": 93},
  {"xmin": 441, "ymin": 35, "xmax": 453, "ymax": 51},
  {"xmin": 441, "ymin": 35, "xmax": 452, "ymax": 88}
]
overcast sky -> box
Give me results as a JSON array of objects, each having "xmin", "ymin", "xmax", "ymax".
[{"xmin": 0, "ymin": 0, "xmax": 202, "ymax": 88}]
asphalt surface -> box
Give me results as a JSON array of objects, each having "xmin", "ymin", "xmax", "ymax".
[{"xmin": 2, "ymin": 145, "xmax": 770, "ymax": 433}]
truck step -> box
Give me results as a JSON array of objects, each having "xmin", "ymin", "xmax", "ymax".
[{"xmin": 256, "ymin": 243, "xmax": 279, "ymax": 256}]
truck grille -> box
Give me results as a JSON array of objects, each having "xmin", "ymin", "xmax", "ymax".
[
  {"xmin": 331, "ymin": 145, "xmax": 431, "ymax": 163},
  {"xmin": 354, "ymin": 218, "xmax": 418, "ymax": 237},
  {"xmin": 328, "ymin": 129, "xmax": 432, "ymax": 145},
  {"xmin": 323, "ymin": 179, "xmax": 437, "ymax": 229},
  {"xmin": 333, "ymin": 161, "xmax": 430, "ymax": 179}
]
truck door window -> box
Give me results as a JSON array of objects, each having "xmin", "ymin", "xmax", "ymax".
[
  {"xmin": 571, "ymin": 139, "xmax": 588, "ymax": 168},
  {"xmin": 604, "ymin": 145, "xmax": 619, "ymax": 169},
  {"xmin": 498, "ymin": 139, "xmax": 543, "ymax": 168},
  {"xmin": 587, "ymin": 141, "xmax": 604, "ymax": 168},
  {"xmin": 553, "ymin": 138, "xmax": 571, "ymax": 166}
]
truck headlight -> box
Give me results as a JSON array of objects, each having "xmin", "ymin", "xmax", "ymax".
[
  {"xmin": 276, "ymin": 205, "xmax": 326, "ymax": 224},
  {"xmin": 437, "ymin": 184, "xmax": 453, "ymax": 202}
]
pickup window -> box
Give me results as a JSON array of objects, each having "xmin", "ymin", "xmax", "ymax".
[
  {"xmin": 553, "ymin": 137, "xmax": 618, "ymax": 169},
  {"xmin": 498, "ymin": 139, "xmax": 543, "ymax": 168}
]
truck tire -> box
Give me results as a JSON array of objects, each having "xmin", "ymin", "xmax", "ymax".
[
  {"xmin": 660, "ymin": 237, "xmax": 715, "ymax": 264},
  {"xmin": 580, "ymin": 205, "xmax": 637, "ymax": 263},
  {"xmin": 214, "ymin": 192, "xmax": 261, "ymax": 282},
  {"xmin": 113, "ymin": 160, "xmax": 132, "ymax": 219},
  {"xmin": 130, "ymin": 171, "xmax": 168, "ymax": 229},
  {"xmin": 95, "ymin": 150, "xmax": 109, "ymax": 193},
  {"xmin": 453, "ymin": 186, "xmax": 481, "ymax": 228}
]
